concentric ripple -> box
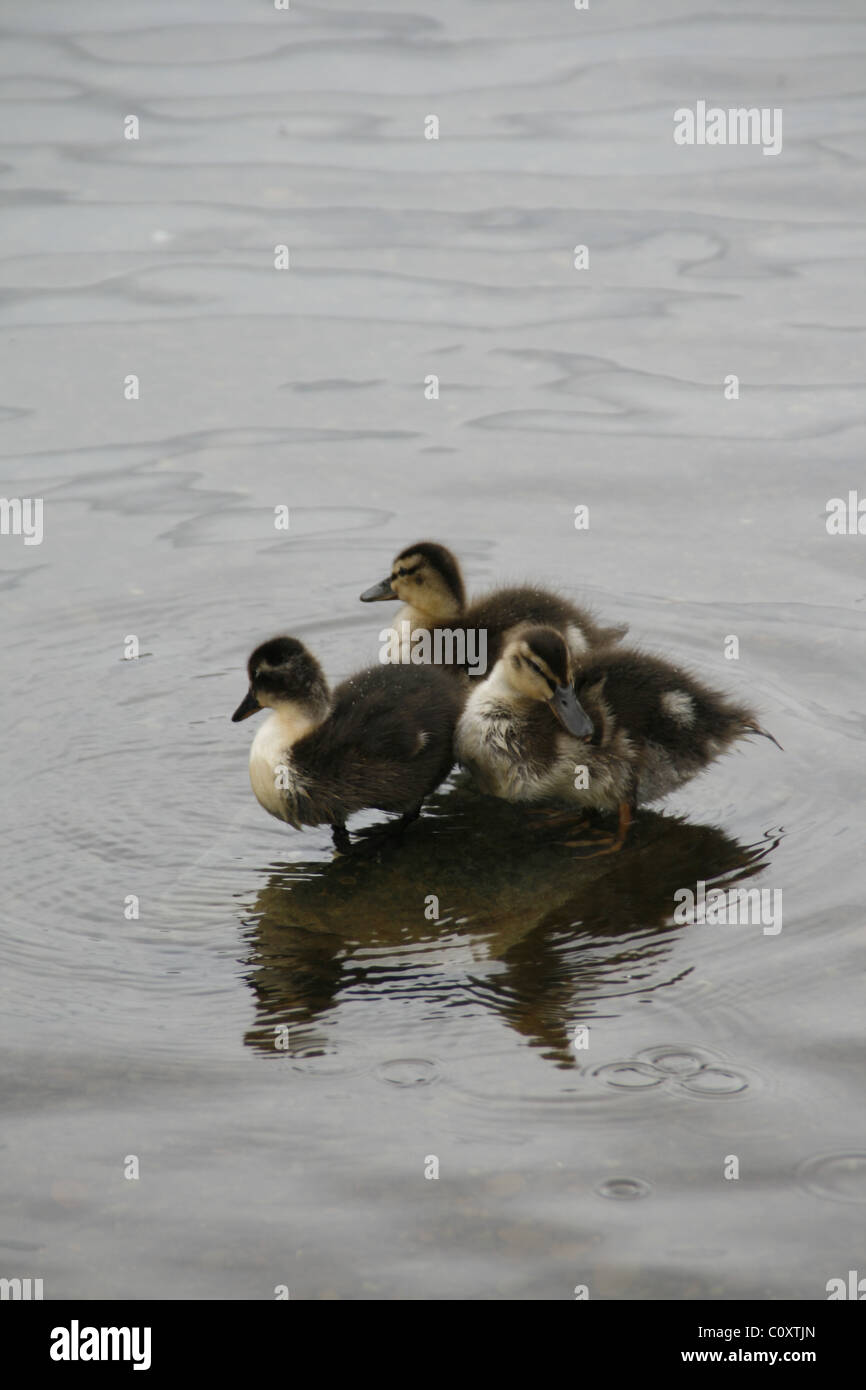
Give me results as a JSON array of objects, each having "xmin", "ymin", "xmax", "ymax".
[
  {"xmin": 797, "ymin": 1153, "xmax": 866, "ymax": 1205},
  {"xmin": 375, "ymin": 1058, "xmax": 441, "ymax": 1088},
  {"xmin": 595, "ymin": 1178, "xmax": 652, "ymax": 1201},
  {"xmin": 593, "ymin": 1045, "xmax": 754, "ymax": 1099}
]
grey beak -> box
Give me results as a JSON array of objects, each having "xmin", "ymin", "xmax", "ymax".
[
  {"xmin": 232, "ymin": 688, "xmax": 261, "ymax": 722},
  {"xmin": 551, "ymin": 684, "xmax": 593, "ymax": 738},
  {"xmin": 360, "ymin": 577, "xmax": 397, "ymax": 602}
]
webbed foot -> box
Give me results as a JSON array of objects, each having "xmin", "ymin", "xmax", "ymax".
[
  {"xmin": 527, "ymin": 806, "xmax": 592, "ymax": 835},
  {"xmin": 562, "ymin": 803, "xmax": 633, "ymax": 858}
]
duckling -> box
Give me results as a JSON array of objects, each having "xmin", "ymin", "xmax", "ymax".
[
  {"xmin": 232, "ymin": 636, "xmax": 463, "ymax": 854},
  {"xmin": 360, "ymin": 540, "xmax": 626, "ymax": 677},
  {"xmin": 455, "ymin": 626, "xmax": 781, "ymax": 851}
]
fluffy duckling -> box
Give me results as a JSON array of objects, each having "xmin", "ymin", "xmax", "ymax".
[
  {"xmin": 360, "ymin": 540, "xmax": 625, "ymax": 676},
  {"xmin": 232, "ymin": 636, "xmax": 463, "ymax": 854},
  {"xmin": 455, "ymin": 626, "xmax": 780, "ymax": 850}
]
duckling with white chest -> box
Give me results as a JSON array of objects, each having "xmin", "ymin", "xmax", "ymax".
[
  {"xmin": 360, "ymin": 540, "xmax": 626, "ymax": 676},
  {"xmin": 455, "ymin": 626, "xmax": 781, "ymax": 851},
  {"xmin": 232, "ymin": 636, "xmax": 463, "ymax": 854}
]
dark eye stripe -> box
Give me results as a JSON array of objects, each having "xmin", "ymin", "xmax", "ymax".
[{"xmin": 527, "ymin": 657, "xmax": 557, "ymax": 693}]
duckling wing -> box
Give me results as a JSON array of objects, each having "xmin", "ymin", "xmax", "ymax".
[
  {"xmin": 292, "ymin": 666, "xmax": 462, "ymax": 819},
  {"xmin": 575, "ymin": 650, "xmax": 764, "ymax": 754},
  {"xmin": 322, "ymin": 666, "xmax": 463, "ymax": 769}
]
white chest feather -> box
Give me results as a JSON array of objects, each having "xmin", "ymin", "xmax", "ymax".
[
  {"xmin": 248, "ymin": 708, "xmax": 312, "ymax": 821},
  {"xmin": 456, "ymin": 681, "xmax": 539, "ymax": 800},
  {"xmin": 456, "ymin": 675, "xmax": 607, "ymax": 805},
  {"xmin": 385, "ymin": 604, "xmax": 431, "ymax": 662}
]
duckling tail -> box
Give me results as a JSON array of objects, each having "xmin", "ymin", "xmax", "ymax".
[
  {"xmin": 745, "ymin": 720, "xmax": 783, "ymax": 751},
  {"xmin": 596, "ymin": 621, "xmax": 629, "ymax": 646}
]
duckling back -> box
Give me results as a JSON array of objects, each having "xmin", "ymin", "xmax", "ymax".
[
  {"xmin": 290, "ymin": 664, "xmax": 464, "ymax": 827},
  {"xmin": 467, "ymin": 585, "xmax": 626, "ymax": 673}
]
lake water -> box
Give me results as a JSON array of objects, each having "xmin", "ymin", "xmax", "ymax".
[{"xmin": 1, "ymin": 0, "xmax": 864, "ymax": 1300}]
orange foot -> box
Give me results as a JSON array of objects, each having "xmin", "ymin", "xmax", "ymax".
[{"xmin": 563, "ymin": 803, "xmax": 633, "ymax": 857}]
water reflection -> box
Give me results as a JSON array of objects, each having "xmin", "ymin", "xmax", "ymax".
[{"xmin": 238, "ymin": 782, "xmax": 780, "ymax": 1065}]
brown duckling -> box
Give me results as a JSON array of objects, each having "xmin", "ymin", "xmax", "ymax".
[
  {"xmin": 232, "ymin": 636, "xmax": 463, "ymax": 854},
  {"xmin": 455, "ymin": 625, "xmax": 781, "ymax": 850},
  {"xmin": 359, "ymin": 540, "xmax": 626, "ymax": 677}
]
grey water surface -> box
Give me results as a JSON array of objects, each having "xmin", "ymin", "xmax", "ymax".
[{"xmin": 1, "ymin": 0, "xmax": 864, "ymax": 1300}]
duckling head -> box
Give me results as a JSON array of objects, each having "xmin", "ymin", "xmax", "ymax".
[
  {"xmin": 232, "ymin": 635, "xmax": 330, "ymax": 726},
  {"xmin": 501, "ymin": 626, "xmax": 594, "ymax": 738},
  {"xmin": 359, "ymin": 540, "xmax": 465, "ymax": 624}
]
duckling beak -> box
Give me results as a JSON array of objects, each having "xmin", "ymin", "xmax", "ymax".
[
  {"xmin": 231, "ymin": 688, "xmax": 261, "ymax": 722},
  {"xmin": 551, "ymin": 684, "xmax": 593, "ymax": 738},
  {"xmin": 360, "ymin": 576, "xmax": 397, "ymax": 602}
]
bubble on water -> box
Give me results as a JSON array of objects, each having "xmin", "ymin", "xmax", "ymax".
[
  {"xmin": 592, "ymin": 1062, "xmax": 665, "ymax": 1089},
  {"xmin": 636, "ymin": 1044, "xmax": 717, "ymax": 1076},
  {"xmin": 797, "ymin": 1152, "xmax": 866, "ymax": 1204},
  {"xmin": 595, "ymin": 1177, "xmax": 652, "ymax": 1201},
  {"xmin": 679, "ymin": 1066, "xmax": 750, "ymax": 1096},
  {"xmin": 289, "ymin": 1046, "xmax": 366, "ymax": 1077},
  {"xmin": 375, "ymin": 1058, "xmax": 440, "ymax": 1087},
  {"xmin": 666, "ymin": 1246, "xmax": 728, "ymax": 1260}
]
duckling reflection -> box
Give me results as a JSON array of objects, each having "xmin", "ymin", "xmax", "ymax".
[{"xmin": 238, "ymin": 786, "xmax": 781, "ymax": 1067}]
